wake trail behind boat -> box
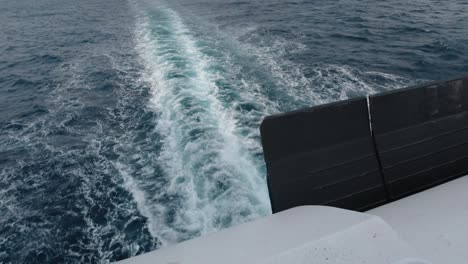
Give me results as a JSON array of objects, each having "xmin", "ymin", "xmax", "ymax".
[{"xmin": 126, "ymin": 3, "xmax": 271, "ymax": 246}]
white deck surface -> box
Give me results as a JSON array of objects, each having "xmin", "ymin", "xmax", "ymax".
[
  {"xmin": 117, "ymin": 206, "xmax": 426, "ymax": 264},
  {"xmin": 116, "ymin": 176, "xmax": 468, "ymax": 264},
  {"xmin": 370, "ymin": 176, "xmax": 468, "ymax": 264}
]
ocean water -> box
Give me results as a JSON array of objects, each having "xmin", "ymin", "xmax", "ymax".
[{"xmin": 1, "ymin": 0, "xmax": 467, "ymax": 262}]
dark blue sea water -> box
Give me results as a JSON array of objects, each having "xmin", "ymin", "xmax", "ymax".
[{"xmin": 1, "ymin": 0, "xmax": 467, "ymax": 262}]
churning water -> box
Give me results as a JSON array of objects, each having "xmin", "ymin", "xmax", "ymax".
[{"xmin": 1, "ymin": 0, "xmax": 467, "ymax": 262}]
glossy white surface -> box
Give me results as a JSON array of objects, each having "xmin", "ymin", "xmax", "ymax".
[
  {"xmin": 117, "ymin": 177, "xmax": 468, "ymax": 264},
  {"xmin": 370, "ymin": 176, "xmax": 468, "ymax": 264},
  {"xmin": 116, "ymin": 206, "xmax": 425, "ymax": 264}
]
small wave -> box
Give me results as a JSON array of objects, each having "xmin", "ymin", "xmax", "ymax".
[{"xmin": 330, "ymin": 33, "xmax": 371, "ymax": 42}]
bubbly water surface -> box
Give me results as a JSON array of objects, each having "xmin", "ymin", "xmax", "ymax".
[{"xmin": 1, "ymin": 0, "xmax": 467, "ymax": 262}]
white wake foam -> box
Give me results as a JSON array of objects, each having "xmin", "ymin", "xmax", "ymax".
[
  {"xmin": 126, "ymin": 0, "xmax": 413, "ymax": 249},
  {"xmin": 230, "ymin": 30, "xmax": 411, "ymax": 107},
  {"xmin": 127, "ymin": 3, "xmax": 271, "ymax": 246}
]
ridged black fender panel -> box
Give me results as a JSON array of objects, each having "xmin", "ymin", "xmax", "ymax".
[
  {"xmin": 370, "ymin": 77, "xmax": 468, "ymax": 199},
  {"xmin": 260, "ymin": 97, "xmax": 387, "ymax": 213}
]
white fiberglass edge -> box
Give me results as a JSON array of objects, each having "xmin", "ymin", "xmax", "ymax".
[
  {"xmin": 116, "ymin": 206, "xmax": 429, "ymax": 264},
  {"xmin": 370, "ymin": 176, "xmax": 468, "ymax": 264}
]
